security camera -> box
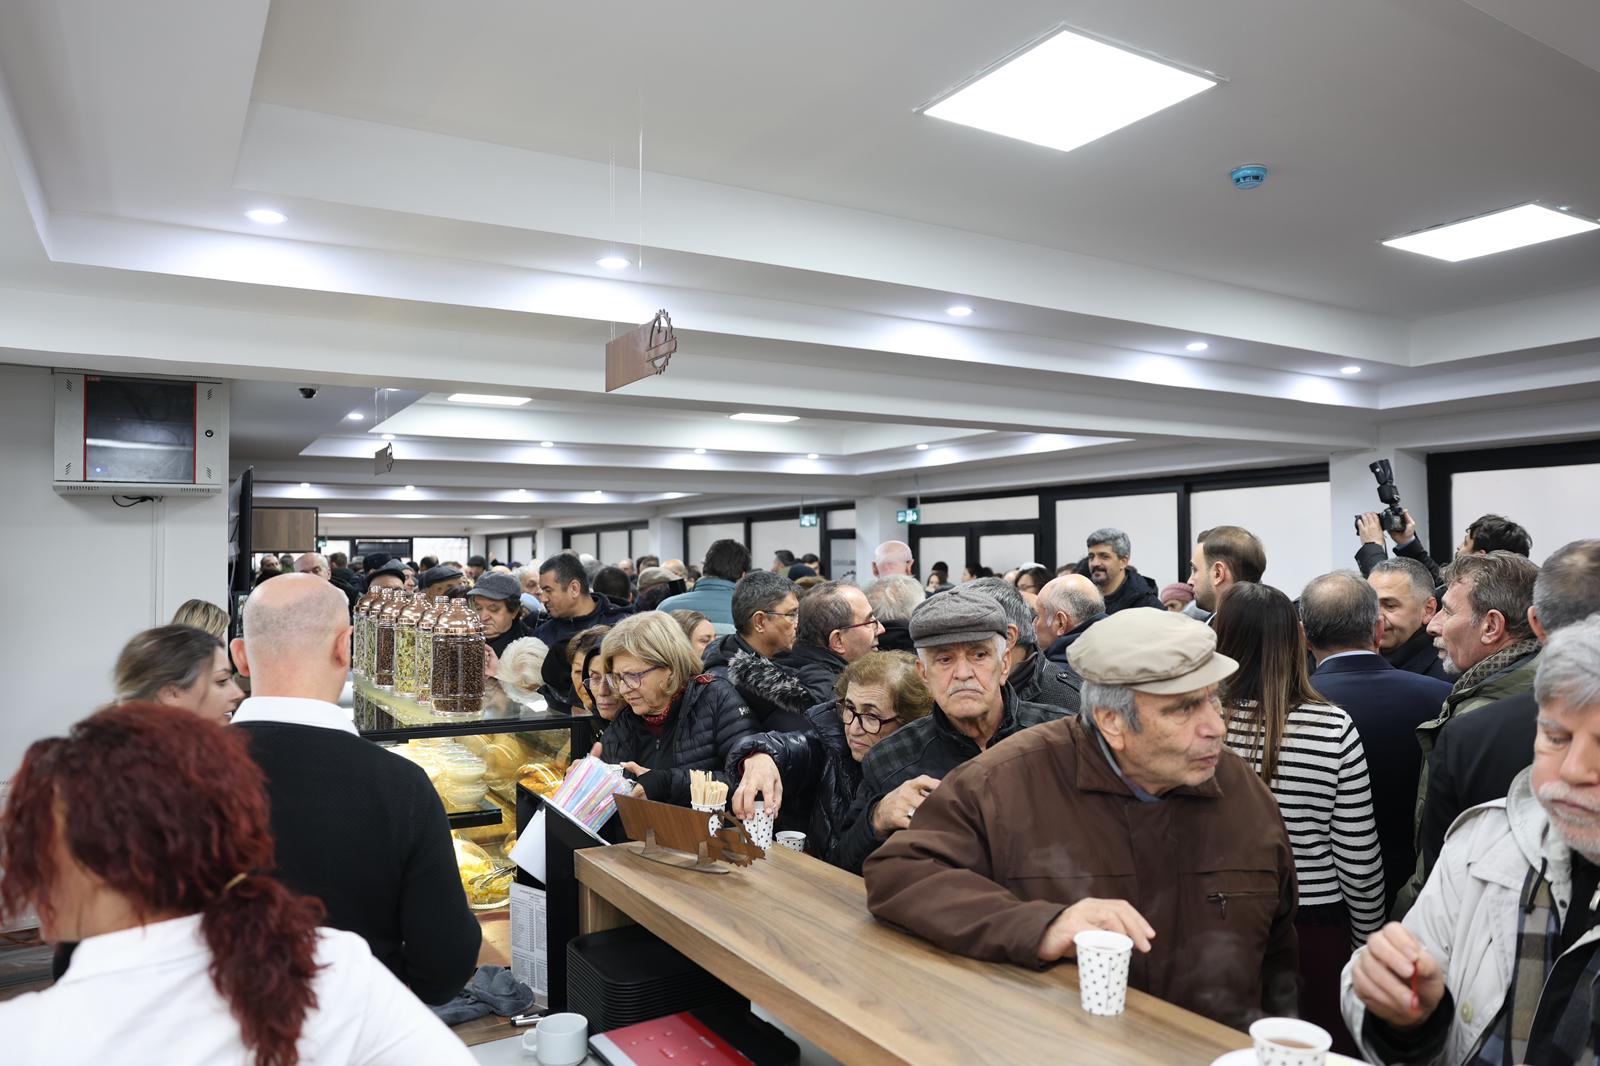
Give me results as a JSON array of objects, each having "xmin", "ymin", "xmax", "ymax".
[{"xmin": 298, "ymin": 386, "xmax": 317, "ymax": 399}]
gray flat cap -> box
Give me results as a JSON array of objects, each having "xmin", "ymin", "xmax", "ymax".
[{"xmin": 909, "ymin": 586, "xmax": 1009, "ymax": 648}]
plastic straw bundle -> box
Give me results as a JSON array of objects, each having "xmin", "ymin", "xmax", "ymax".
[{"xmin": 546, "ymin": 756, "xmax": 631, "ymax": 832}]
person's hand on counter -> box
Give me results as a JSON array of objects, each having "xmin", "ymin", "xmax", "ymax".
[
  {"xmin": 1036, "ymin": 899, "xmax": 1155, "ymax": 963},
  {"xmin": 483, "ymin": 644, "xmax": 500, "ymax": 681},
  {"xmin": 870, "ymin": 775, "xmax": 940, "ymax": 838},
  {"xmin": 732, "ymin": 753, "xmax": 783, "ymax": 819}
]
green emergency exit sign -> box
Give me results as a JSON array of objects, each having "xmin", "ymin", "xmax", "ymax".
[{"xmin": 897, "ymin": 508, "xmax": 921, "ymax": 524}]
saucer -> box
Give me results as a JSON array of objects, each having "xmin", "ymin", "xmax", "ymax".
[{"xmin": 1209, "ymin": 1051, "xmax": 1368, "ymax": 1066}]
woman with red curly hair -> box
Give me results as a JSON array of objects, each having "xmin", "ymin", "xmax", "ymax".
[{"xmin": 0, "ymin": 703, "xmax": 473, "ymax": 1066}]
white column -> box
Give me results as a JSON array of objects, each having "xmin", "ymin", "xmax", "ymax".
[
  {"xmin": 648, "ymin": 516, "xmax": 685, "ymax": 562},
  {"xmin": 852, "ymin": 496, "xmax": 906, "ymax": 576},
  {"xmin": 1328, "ymin": 447, "xmax": 1429, "ymax": 572},
  {"xmin": 534, "ymin": 526, "xmax": 562, "ymax": 561}
]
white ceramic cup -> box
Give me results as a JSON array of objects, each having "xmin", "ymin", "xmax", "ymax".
[
  {"xmin": 1073, "ymin": 929, "xmax": 1133, "ymax": 1016},
  {"xmin": 774, "ymin": 830, "xmax": 806, "ymax": 852},
  {"xmin": 520, "ymin": 1011, "xmax": 588, "ymax": 1065},
  {"xmin": 1248, "ymin": 1017, "xmax": 1331, "ymax": 1066}
]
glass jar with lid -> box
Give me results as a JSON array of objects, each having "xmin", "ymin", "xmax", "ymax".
[
  {"xmin": 394, "ymin": 593, "xmax": 428, "ymax": 697},
  {"xmin": 352, "ymin": 587, "xmax": 381, "ymax": 679},
  {"xmin": 430, "ymin": 599, "xmax": 486, "ymax": 714},
  {"xmin": 373, "ymin": 590, "xmax": 409, "ymax": 690},
  {"xmin": 416, "ymin": 596, "xmax": 447, "ymax": 705}
]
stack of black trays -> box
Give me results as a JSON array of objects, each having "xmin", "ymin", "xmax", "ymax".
[{"xmin": 567, "ymin": 924, "xmax": 746, "ymax": 1031}]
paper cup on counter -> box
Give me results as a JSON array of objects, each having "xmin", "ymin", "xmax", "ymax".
[
  {"xmin": 743, "ymin": 801, "xmax": 774, "ymax": 851},
  {"xmin": 1073, "ymin": 929, "xmax": 1133, "ymax": 1016},
  {"xmin": 690, "ymin": 802, "xmax": 724, "ymax": 835},
  {"xmin": 774, "ymin": 830, "xmax": 806, "ymax": 852}
]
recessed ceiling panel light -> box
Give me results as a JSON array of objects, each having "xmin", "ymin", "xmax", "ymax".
[
  {"xmin": 381, "ymin": 433, "xmax": 395, "ymax": 441},
  {"xmin": 596, "ymin": 256, "xmax": 631, "ymax": 270},
  {"xmin": 539, "ymin": 440, "xmax": 554, "ymax": 448},
  {"xmin": 345, "ymin": 411, "xmax": 365, "ymax": 421},
  {"xmin": 1340, "ymin": 365, "xmax": 1362, "ymax": 375},
  {"xmin": 729, "ymin": 412, "xmax": 799, "ymax": 423},
  {"xmin": 916, "ymin": 443, "xmax": 930, "ymax": 451},
  {"xmin": 693, "ymin": 447, "xmax": 707, "ymax": 455},
  {"xmin": 806, "ymin": 453, "xmax": 820, "ymax": 460},
  {"xmin": 1185, "ymin": 341, "xmax": 1209, "ymax": 352},
  {"xmin": 447, "ymin": 393, "xmax": 531, "ymax": 406},
  {"xmin": 245, "ymin": 208, "xmax": 286, "ymax": 224},
  {"xmin": 946, "ymin": 305, "xmax": 974, "ymax": 317},
  {"xmin": 1382, "ymin": 203, "xmax": 1599, "ymax": 262},
  {"xmin": 920, "ymin": 25, "xmax": 1219, "ymax": 154}
]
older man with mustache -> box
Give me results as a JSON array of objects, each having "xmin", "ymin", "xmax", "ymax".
[{"xmin": 1344, "ymin": 615, "xmax": 1600, "ymax": 1066}]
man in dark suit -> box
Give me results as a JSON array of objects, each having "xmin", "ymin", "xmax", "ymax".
[
  {"xmin": 1418, "ymin": 539, "xmax": 1600, "ymax": 881},
  {"xmin": 1301, "ymin": 571, "xmax": 1451, "ymax": 913},
  {"xmin": 1367, "ymin": 557, "xmax": 1451, "ymax": 681}
]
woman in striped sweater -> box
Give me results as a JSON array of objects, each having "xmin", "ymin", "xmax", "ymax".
[{"xmin": 1214, "ymin": 582, "xmax": 1384, "ymax": 1051}]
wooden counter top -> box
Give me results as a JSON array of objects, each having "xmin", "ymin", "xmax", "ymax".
[{"xmin": 575, "ymin": 843, "xmax": 1250, "ymax": 1066}]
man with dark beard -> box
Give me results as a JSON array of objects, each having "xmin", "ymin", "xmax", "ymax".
[{"xmin": 1084, "ymin": 528, "xmax": 1163, "ymax": 614}]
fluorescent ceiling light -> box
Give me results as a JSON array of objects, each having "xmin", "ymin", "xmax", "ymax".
[
  {"xmin": 945, "ymin": 305, "xmax": 973, "ymax": 317},
  {"xmin": 539, "ymin": 440, "xmax": 555, "ymax": 448},
  {"xmin": 1340, "ymin": 365, "xmax": 1362, "ymax": 375},
  {"xmin": 916, "ymin": 444, "xmax": 930, "ymax": 451},
  {"xmin": 447, "ymin": 393, "xmax": 531, "ymax": 406},
  {"xmin": 729, "ymin": 412, "xmax": 799, "ymax": 423},
  {"xmin": 245, "ymin": 208, "xmax": 286, "ymax": 224},
  {"xmin": 1382, "ymin": 203, "xmax": 1599, "ymax": 262},
  {"xmin": 1185, "ymin": 341, "xmax": 1209, "ymax": 352},
  {"xmin": 381, "ymin": 433, "xmax": 395, "ymax": 441},
  {"xmin": 806, "ymin": 453, "xmax": 820, "ymax": 460},
  {"xmin": 921, "ymin": 25, "xmax": 1219, "ymax": 154},
  {"xmin": 595, "ymin": 256, "xmax": 631, "ymax": 270},
  {"xmin": 345, "ymin": 411, "xmax": 365, "ymax": 422}
]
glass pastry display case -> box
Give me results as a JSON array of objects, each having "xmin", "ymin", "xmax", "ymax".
[{"xmin": 344, "ymin": 673, "xmax": 597, "ymax": 910}]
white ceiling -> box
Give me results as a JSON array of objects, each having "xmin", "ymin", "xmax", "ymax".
[{"xmin": 0, "ymin": 0, "xmax": 1598, "ymax": 535}]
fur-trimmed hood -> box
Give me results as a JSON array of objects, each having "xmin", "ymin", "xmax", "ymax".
[{"xmin": 728, "ymin": 651, "xmax": 819, "ymax": 725}]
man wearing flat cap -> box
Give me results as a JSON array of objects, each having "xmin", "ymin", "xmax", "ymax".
[
  {"xmin": 864, "ymin": 606, "xmax": 1299, "ymax": 1030},
  {"xmin": 828, "ymin": 587, "xmax": 1065, "ymax": 873}
]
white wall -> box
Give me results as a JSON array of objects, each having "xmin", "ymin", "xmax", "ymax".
[
  {"xmin": 919, "ymin": 495, "xmax": 1038, "ymax": 523},
  {"xmin": 568, "ymin": 532, "xmax": 598, "ymax": 557},
  {"xmin": 687, "ymin": 522, "xmax": 743, "ymax": 567},
  {"xmin": 917, "ymin": 535, "xmax": 967, "ymax": 585},
  {"xmin": 1055, "ymin": 492, "xmax": 1180, "ymax": 588},
  {"xmin": 0, "ymin": 364, "xmax": 228, "ymax": 781},
  {"xmin": 598, "ymin": 529, "xmax": 631, "ymax": 564},
  {"xmin": 1190, "ymin": 480, "xmax": 1331, "ymax": 599},
  {"xmin": 977, "ymin": 532, "xmax": 1037, "ymax": 573},
  {"xmin": 1452, "ymin": 465, "xmax": 1600, "ymax": 565},
  {"xmin": 510, "ymin": 534, "xmax": 534, "ymax": 565},
  {"xmin": 750, "ymin": 518, "xmax": 819, "ymax": 567},
  {"xmin": 828, "ymin": 508, "xmax": 856, "ymax": 529}
]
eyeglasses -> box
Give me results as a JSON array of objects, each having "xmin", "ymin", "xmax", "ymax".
[
  {"xmin": 761, "ymin": 608, "xmax": 800, "ymax": 622},
  {"xmin": 835, "ymin": 614, "xmax": 881, "ymax": 634},
  {"xmin": 841, "ymin": 705, "xmax": 897, "ymax": 735},
  {"xmin": 605, "ymin": 665, "xmax": 665, "ymax": 691},
  {"xmin": 582, "ymin": 673, "xmax": 615, "ymax": 693}
]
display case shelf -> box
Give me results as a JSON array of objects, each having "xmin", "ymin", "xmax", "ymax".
[{"xmin": 346, "ymin": 673, "xmax": 594, "ymax": 749}]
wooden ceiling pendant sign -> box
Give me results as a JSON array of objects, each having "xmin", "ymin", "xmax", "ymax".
[{"xmin": 605, "ymin": 309, "xmax": 678, "ymax": 392}]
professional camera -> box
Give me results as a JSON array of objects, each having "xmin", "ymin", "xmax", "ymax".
[{"xmin": 1353, "ymin": 459, "xmax": 1407, "ymax": 535}]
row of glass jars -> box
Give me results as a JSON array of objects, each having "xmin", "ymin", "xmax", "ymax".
[{"xmin": 352, "ymin": 587, "xmax": 487, "ymax": 714}]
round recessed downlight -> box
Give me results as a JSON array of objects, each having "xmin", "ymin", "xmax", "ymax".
[
  {"xmin": 592, "ymin": 489, "xmax": 604, "ymax": 496},
  {"xmin": 945, "ymin": 305, "xmax": 974, "ymax": 317},
  {"xmin": 539, "ymin": 440, "xmax": 554, "ymax": 448},
  {"xmin": 346, "ymin": 411, "xmax": 365, "ymax": 422},
  {"xmin": 694, "ymin": 447, "xmax": 707, "ymax": 455},
  {"xmin": 245, "ymin": 208, "xmax": 286, "ymax": 225},
  {"xmin": 1185, "ymin": 341, "xmax": 1209, "ymax": 352},
  {"xmin": 596, "ymin": 256, "xmax": 631, "ymax": 270},
  {"xmin": 299, "ymin": 482, "xmax": 310, "ymax": 489},
  {"xmin": 404, "ymin": 485, "xmax": 415, "ymax": 491},
  {"xmin": 916, "ymin": 444, "xmax": 930, "ymax": 451},
  {"xmin": 381, "ymin": 433, "xmax": 395, "ymax": 441},
  {"xmin": 1340, "ymin": 365, "xmax": 1362, "ymax": 375},
  {"xmin": 806, "ymin": 453, "xmax": 820, "ymax": 460}
]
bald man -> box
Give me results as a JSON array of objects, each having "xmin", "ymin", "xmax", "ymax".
[
  {"xmin": 1033, "ymin": 574, "xmax": 1107, "ymax": 668},
  {"xmin": 229, "ymin": 575, "xmax": 480, "ymax": 1005},
  {"xmin": 872, "ymin": 540, "xmax": 915, "ymax": 579},
  {"xmin": 293, "ymin": 552, "xmax": 330, "ymax": 579}
]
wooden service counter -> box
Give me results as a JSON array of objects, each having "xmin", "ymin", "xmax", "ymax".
[{"xmin": 575, "ymin": 844, "xmax": 1251, "ymax": 1066}]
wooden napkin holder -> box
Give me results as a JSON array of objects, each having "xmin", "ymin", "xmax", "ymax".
[{"xmin": 614, "ymin": 793, "xmax": 765, "ymax": 875}]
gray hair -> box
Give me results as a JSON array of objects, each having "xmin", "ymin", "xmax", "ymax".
[
  {"xmin": 1369, "ymin": 557, "xmax": 1435, "ymax": 606},
  {"xmin": 1535, "ymin": 615, "xmax": 1600, "ymax": 710},
  {"xmin": 874, "ymin": 540, "xmax": 913, "ymax": 566},
  {"xmin": 1081, "ymin": 680, "xmax": 1141, "ymax": 733},
  {"xmin": 796, "ymin": 581, "xmax": 858, "ymax": 648},
  {"xmin": 1443, "ymin": 551, "xmax": 1540, "ymax": 640},
  {"xmin": 1087, "ymin": 528, "xmax": 1131, "ymax": 559},
  {"xmin": 1532, "ymin": 539, "xmax": 1600, "ymax": 632},
  {"xmin": 1039, "ymin": 579, "xmax": 1106, "ymax": 629},
  {"xmin": 514, "ymin": 563, "xmax": 541, "ymax": 589},
  {"xmin": 967, "ymin": 576, "xmax": 1036, "ymax": 648},
  {"xmin": 578, "ymin": 553, "xmax": 602, "ymax": 582},
  {"xmin": 866, "ymin": 575, "xmax": 925, "ymax": 623},
  {"xmin": 732, "ymin": 571, "xmax": 797, "ymax": 635},
  {"xmin": 1300, "ymin": 571, "xmax": 1381, "ymax": 651}
]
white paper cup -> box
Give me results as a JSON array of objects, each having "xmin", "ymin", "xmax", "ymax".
[
  {"xmin": 520, "ymin": 1011, "xmax": 588, "ymax": 1065},
  {"xmin": 774, "ymin": 830, "xmax": 806, "ymax": 852},
  {"xmin": 1073, "ymin": 929, "xmax": 1133, "ymax": 1016},
  {"xmin": 744, "ymin": 801, "xmax": 774, "ymax": 851},
  {"xmin": 1249, "ymin": 1017, "xmax": 1330, "ymax": 1066}
]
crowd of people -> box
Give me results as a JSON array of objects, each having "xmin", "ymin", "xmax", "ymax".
[{"xmin": 5, "ymin": 505, "xmax": 1600, "ymax": 1065}]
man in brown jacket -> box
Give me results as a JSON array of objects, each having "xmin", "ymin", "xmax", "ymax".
[{"xmin": 864, "ymin": 607, "xmax": 1299, "ymax": 1030}]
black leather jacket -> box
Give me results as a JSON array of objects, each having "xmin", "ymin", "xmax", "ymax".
[
  {"xmin": 599, "ymin": 674, "xmax": 758, "ymax": 805},
  {"xmin": 726, "ymin": 701, "xmax": 855, "ymax": 858}
]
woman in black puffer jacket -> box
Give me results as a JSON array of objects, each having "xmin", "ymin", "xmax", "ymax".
[
  {"xmin": 725, "ymin": 652, "xmax": 932, "ymax": 859},
  {"xmin": 598, "ymin": 612, "xmax": 758, "ymax": 806}
]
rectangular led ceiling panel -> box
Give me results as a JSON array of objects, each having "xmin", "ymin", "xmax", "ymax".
[
  {"xmin": 1382, "ymin": 203, "xmax": 1599, "ymax": 262},
  {"xmin": 921, "ymin": 26, "xmax": 1218, "ymax": 153}
]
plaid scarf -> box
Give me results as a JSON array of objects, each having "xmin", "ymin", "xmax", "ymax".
[
  {"xmin": 1466, "ymin": 863, "xmax": 1599, "ymax": 1066},
  {"xmin": 1451, "ymin": 638, "xmax": 1541, "ymax": 698}
]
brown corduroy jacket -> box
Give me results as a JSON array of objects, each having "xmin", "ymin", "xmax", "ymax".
[{"xmin": 863, "ymin": 715, "xmax": 1300, "ymax": 1030}]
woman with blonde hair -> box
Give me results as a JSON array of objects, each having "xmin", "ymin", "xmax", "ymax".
[
  {"xmin": 170, "ymin": 598, "xmax": 230, "ymax": 641},
  {"xmin": 728, "ymin": 651, "xmax": 933, "ymax": 859},
  {"xmin": 668, "ymin": 610, "xmax": 716, "ymax": 657},
  {"xmin": 597, "ymin": 612, "xmax": 758, "ymax": 806},
  {"xmin": 114, "ymin": 625, "xmax": 242, "ymax": 723}
]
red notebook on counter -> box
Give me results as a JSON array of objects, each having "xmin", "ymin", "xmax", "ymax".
[{"xmin": 589, "ymin": 1012, "xmax": 753, "ymax": 1065}]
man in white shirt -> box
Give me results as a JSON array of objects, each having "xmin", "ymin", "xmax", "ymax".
[{"xmin": 230, "ymin": 575, "xmax": 481, "ymax": 1005}]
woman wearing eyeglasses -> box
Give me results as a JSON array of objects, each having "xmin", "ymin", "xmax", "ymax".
[
  {"xmin": 726, "ymin": 652, "xmax": 932, "ymax": 860},
  {"xmin": 597, "ymin": 612, "xmax": 760, "ymax": 805}
]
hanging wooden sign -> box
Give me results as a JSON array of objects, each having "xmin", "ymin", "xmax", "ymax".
[
  {"xmin": 373, "ymin": 442, "xmax": 394, "ymax": 475},
  {"xmin": 605, "ymin": 309, "xmax": 678, "ymax": 392}
]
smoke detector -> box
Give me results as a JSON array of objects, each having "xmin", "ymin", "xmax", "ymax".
[{"xmin": 1229, "ymin": 164, "xmax": 1268, "ymax": 189}]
